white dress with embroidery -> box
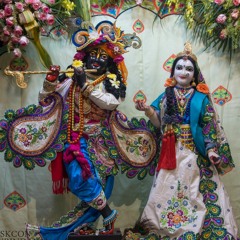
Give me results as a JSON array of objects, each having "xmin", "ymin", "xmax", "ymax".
[{"xmin": 141, "ymin": 92, "xmax": 238, "ymax": 239}]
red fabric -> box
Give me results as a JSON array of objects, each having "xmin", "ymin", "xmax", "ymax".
[
  {"xmin": 51, "ymin": 152, "xmax": 69, "ymax": 194},
  {"xmin": 157, "ymin": 129, "xmax": 177, "ymax": 171}
]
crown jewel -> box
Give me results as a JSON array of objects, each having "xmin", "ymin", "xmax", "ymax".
[{"xmin": 176, "ymin": 42, "xmax": 197, "ymax": 62}]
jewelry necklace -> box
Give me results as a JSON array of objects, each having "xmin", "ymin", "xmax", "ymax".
[
  {"xmin": 67, "ymin": 74, "xmax": 107, "ymax": 143},
  {"xmin": 174, "ymin": 87, "xmax": 193, "ymax": 108}
]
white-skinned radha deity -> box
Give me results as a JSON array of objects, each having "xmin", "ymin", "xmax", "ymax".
[{"xmin": 134, "ymin": 42, "xmax": 239, "ymax": 240}]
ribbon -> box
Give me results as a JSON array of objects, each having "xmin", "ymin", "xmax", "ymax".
[{"xmin": 18, "ymin": 9, "xmax": 52, "ymax": 69}]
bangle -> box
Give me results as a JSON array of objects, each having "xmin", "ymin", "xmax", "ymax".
[
  {"xmin": 145, "ymin": 107, "xmax": 155, "ymax": 118},
  {"xmin": 82, "ymin": 84, "xmax": 94, "ymax": 97}
]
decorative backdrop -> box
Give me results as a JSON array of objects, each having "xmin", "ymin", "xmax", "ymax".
[{"xmin": 0, "ymin": 3, "xmax": 240, "ymax": 239}]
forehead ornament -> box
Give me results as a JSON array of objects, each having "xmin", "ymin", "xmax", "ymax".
[{"xmin": 176, "ymin": 42, "xmax": 197, "ymax": 62}]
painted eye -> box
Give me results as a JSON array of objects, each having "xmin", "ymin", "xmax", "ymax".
[
  {"xmin": 89, "ymin": 51, "xmax": 97, "ymax": 57},
  {"xmin": 186, "ymin": 67, "xmax": 194, "ymax": 72},
  {"xmin": 101, "ymin": 54, "xmax": 108, "ymax": 60},
  {"xmin": 176, "ymin": 65, "xmax": 183, "ymax": 70}
]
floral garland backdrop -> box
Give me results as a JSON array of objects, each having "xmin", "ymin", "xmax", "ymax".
[
  {"xmin": 0, "ymin": 0, "xmax": 89, "ymax": 68},
  {"xmin": 159, "ymin": 0, "xmax": 240, "ymax": 55},
  {"xmin": 0, "ymin": 0, "xmax": 239, "ymax": 69}
]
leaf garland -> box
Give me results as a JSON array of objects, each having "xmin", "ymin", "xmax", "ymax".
[{"xmin": 158, "ymin": 0, "xmax": 240, "ymax": 56}]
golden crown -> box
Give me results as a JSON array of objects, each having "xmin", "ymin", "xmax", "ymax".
[{"xmin": 176, "ymin": 42, "xmax": 197, "ymax": 62}]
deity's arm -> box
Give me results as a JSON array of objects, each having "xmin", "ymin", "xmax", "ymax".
[
  {"xmin": 145, "ymin": 107, "xmax": 161, "ymax": 128},
  {"xmin": 147, "ymin": 93, "xmax": 165, "ymax": 128},
  {"xmin": 88, "ymin": 89, "xmax": 121, "ymax": 111},
  {"xmin": 38, "ymin": 78, "xmax": 72, "ymax": 102}
]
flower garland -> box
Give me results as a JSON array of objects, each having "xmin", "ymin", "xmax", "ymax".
[
  {"xmin": 161, "ymin": 0, "xmax": 240, "ymax": 54},
  {"xmin": 0, "ymin": 0, "xmax": 75, "ymax": 61}
]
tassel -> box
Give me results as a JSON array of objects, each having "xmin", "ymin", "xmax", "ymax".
[
  {"xmin": 156, "ymin": 129, "xmax": 168, "ymax": 172},
  {"xmin": 157, "ymin": 125, "xmax": 177, "ymax": 171}
]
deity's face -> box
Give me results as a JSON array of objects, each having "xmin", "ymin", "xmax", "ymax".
[
  {"xmin": 174, "ymin": 59, "xmax": 194, "ymax": 88},
  {"xmin": 85, "ymin": 48, "xmax": 110, "ymax": 74}
]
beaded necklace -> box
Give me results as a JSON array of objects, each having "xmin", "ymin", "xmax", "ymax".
[
  {"xmin": 173, "ymin": 86, "xmax": 194, "ymax": 123},
  {"xmin": 67, "ymin": 74, "xmax": 106, "ymax": 144}
]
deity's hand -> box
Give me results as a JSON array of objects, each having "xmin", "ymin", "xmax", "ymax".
[
  {"xmin": 208, "ymin": 150, "xmax": 220, "ymax": 165},
  {"xmin": 136, "ymin": 100, "xmax": 157, "ymax": 124},
  {"xmin": 72, "ymin": 67, "xmax": 86, "ymax": 88},
  {"xmin": 135, "ymin": 100, "xmax": 149, "ymax": 111},
  {"xmin": 46, "ymin": 65, "xmax": 60, "ymax": 82}
]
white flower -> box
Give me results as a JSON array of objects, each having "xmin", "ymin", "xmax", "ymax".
[
  {"xmin": 110, "ymin": 79, "xmax": 120, "ymax": 88},
  {"xmin": 107, "ymin": 73, "xmax": 120, "ymax": 88}
]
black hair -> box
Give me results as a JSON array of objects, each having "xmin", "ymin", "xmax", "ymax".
[{"xmin": 103, "ymin": 57, "xmax": 126, "ymax": 99}]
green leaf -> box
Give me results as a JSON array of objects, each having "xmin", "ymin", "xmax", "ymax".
[{"xmin": 31, "ymin": 27, "xmax": 53, "ymax": 69}]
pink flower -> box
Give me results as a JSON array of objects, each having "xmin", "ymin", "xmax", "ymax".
[
  {"xmin": 38, "ymin": 12, "xmax": 47, "ymax": 21},
  {"xmin": 48, "ymin": 0, "xmax": 55, "ymax": 4},
  {"xmin": 4, "ymin": 4, "xmax": 13, "ymax": 16},
  {"xmin": 25, "ymin": 0, "xmax": 34, "ymax": 4},
  {"xmin": 6, "ymin": 16, "xmax": 14, "ymax": 27},
  {"xmin": 216, "ymin": 14, "xmax": 227, "ymax": 24},
  {"xmin": 13, "ymin": 48, "xmax": 22, "ymax": 58},
  {"xmin": 32, "ymin": 0, "xmax": 42, "ymax": 10},
  {"xmin": 19, "ymin": 36, "xmax": 29, "ymax": 46},
  {"xmin": 3, "ymin": 26, "xmax": 11, "ymax": 36},
  {"xmin": 233, "ymin": 0, "xmax": 240, "ymax": 6},
  {"xmin": 11, "ymin": 34, "xmax": 20, "ymax": 44},
  {"xmin": 4, "ymin": 0, "xmax": 12, "ymax": 3},
  {"xmin": 219, "ymin": 29, "xmax": 228, "ymax": 39},
  {"xmin": 231, "ymin": 9, "xmax": 239, "ymax": 19},
  {"xmin": 74, "ymin": 51, "xmax": 86, "ymax": 60},
  {"xmin": 14, "ymin": 25, "xmax": 23, "ymax": 36},
  {"xmin": 42, "ymin": 4, "xmax": 51, "ymax": 13},
  {"xmin": 113, "ymin": 55, "xmax": 124, "ymax": 64},
  {"xmin": 0, "ymin": 10, "xmax": 5, "ymax": 19},
  {"xmin": 15, "ymin": 2, "xmax": 25, "ymax": 12},
  {"xmin": 214, "ymin": 0, "xmax": 225, "ymax": 4},
  {"xmin": 46, "ymin": 14, "xmax": 54, "ymax": 25}
]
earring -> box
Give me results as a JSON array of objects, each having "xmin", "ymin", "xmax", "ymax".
[
  {"xmin": 191, "ymin": 80, "xmax": 196, "ymax": 87},
  {"xmin": 164, "ymin": 77, "xmax": 177, "ymax": 87}
]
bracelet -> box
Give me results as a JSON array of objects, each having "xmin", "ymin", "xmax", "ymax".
[
  {"xmin": 145, "ymin": 107, "xmax": 155, "ymax": 118},
  {"xmin": 82, "ymin": 84, "xmax": 94, "ymax": 97},
  {"xmin": 43, "ymin": 79, "xmax": 57, "ymax": 92}
]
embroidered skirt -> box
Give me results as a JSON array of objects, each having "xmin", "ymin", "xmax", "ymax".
[{"xmin": 141, "ymin": 140, "xmax": 238, "ymax": 239}]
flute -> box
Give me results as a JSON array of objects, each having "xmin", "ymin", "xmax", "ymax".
[{"xmin": 4, "ymin": 66, "xmax": 97, "ymax": 89}]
